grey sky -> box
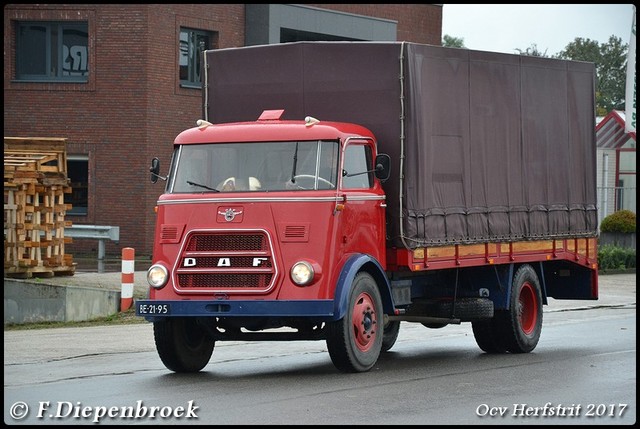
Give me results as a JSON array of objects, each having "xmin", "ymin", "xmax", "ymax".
[{"xmin": 441, "ymin": 4, "xmax": 635, "ymax": 56}]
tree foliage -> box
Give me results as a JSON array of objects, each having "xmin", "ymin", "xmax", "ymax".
[
  {"xmin": 449, "ymin": 34, "xmax": 628, "ymax": 116},
  {"xmin": 555, "ymin": 36, "xmax": 628, "ymax": 116},
  {"xmin": 515, "ymin": 43, "xmax": 548, "ymax": 57},
  {"xmin": 442, "ymin": 34, "xmax": 465, "ymax": 48}
]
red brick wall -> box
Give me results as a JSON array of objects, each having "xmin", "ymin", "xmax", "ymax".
[
  {"xmin": 4, "ymin": 4, "xmax": 440, "ymax": 258},
  {"xmin": 4, "ymin": 4, "xmax": 244, "ymax": 258}
]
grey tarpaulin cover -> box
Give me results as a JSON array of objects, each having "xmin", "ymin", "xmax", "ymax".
[{"xmin": 203, "ymin": 41, "xmax": 598, "ymax": 249}]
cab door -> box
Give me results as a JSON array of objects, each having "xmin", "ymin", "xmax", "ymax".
[{"xmin": 337, "ymin": 139, "xmax": 386, "ymax": 266}]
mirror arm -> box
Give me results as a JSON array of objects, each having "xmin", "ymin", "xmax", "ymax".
[
  {"xmin": 150, "ymin": 169, "xmax": 167, "ymax": 181},
  {"xmin": 344, "ymin": 164, "xmax": 384, "ymax": 178}
]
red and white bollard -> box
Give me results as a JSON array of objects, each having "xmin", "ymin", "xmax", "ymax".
[{"xmin": 121, "ymin": 247, "xmax": 135, "ymax": 311}]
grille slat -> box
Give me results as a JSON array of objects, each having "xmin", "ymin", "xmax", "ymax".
[
  {"xmin": 178, "ymin": 273, "xmax": 273, "ymax": 288},
  {"xmin": 185, "ymin": 234, "xmax": 266, "ymax": 252}
]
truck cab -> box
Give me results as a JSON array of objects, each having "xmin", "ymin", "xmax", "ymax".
[{"xmin": 139, "ymin": 110, "xmax": 393, "ymax": 373}]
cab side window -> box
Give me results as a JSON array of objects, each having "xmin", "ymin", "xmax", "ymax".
[{"xmin": 342, "ymin": 144, "xmax": 373, "ymax": 189}]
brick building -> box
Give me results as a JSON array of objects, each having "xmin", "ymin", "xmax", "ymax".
[{"xmin": 4, "ymin": 4, "xmax": 442, "ymax": 257}]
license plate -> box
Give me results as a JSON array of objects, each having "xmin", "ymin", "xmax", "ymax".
[{"xmin": 137, "ymin": 303, "xmax": 170, "ymax": 315}]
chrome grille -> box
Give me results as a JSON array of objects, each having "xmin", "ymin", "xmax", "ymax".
[{"xmin": 175, "ymin": 231, "xmax": 275, "ymax": 293}]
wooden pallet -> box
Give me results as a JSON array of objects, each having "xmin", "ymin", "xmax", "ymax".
[{"xmin": 4, "ymin": 137, "xmax": 76, "ymax": 278}]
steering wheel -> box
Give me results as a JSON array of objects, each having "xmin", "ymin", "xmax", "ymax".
[{"xmin": 291, "ymin": 174, "xmax": 335, "ymax": 189}]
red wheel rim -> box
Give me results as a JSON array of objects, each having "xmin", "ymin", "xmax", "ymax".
[
  {"xmin": 351, "ymin": 292, "xmax": 378, "ymax": 352},
  {"xmin": 518, "ymin": 281, "xmax": 538, "ymax": 335}
]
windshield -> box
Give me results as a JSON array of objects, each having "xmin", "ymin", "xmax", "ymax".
[{"xmin": 168, "ymin": 140, "xmax": 339, "ymax": 193}]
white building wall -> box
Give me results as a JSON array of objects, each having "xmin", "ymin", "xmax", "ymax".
[{"xmin": 596, "ymin": 148, "xmax": 619, "ymax": 225}]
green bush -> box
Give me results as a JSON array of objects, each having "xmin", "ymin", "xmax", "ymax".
[
  {"xmin": 597, "ymin": 244, "xmax": 636, "ymax": 270},
  {"xmin": 600, "ymin": 210, "xmax": 636, "ymax": 233}
]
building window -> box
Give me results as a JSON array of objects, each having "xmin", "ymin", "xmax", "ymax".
[
  {"xmin": 66, "ymin": 155, "xmax": 89, "ymax": 216},
  {"xmin": 16, "ymin": 21, "xmax": 89, "ymax": 82},
  {"xmin": 179, "ymin": 28, "xmax": 210, "ymax": 88}
]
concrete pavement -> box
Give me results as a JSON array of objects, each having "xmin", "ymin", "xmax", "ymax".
[
  {"xmin": 10, "ymin": 269, "xmax": 637, "ymax": 307},
  {"xmin": 16, "ymin": 269, "xmax": 153, "ymax": 299},
  {"xmin": 3, "ymin": 270, "xmax": 152, "ymax": 325},
  {"xmin": 3, "ymin": 269, "xmax": 636, "ymax": 325},
  {"xmin": 545, "ymin": 272, "xmax": 636, "ymax": 312}
]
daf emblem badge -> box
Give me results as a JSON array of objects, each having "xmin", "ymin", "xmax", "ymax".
[{"xmin": 219, "ymin": 208, "xmax": 243, "ymax": 222}]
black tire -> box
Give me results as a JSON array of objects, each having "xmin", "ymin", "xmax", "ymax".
[
  {"xmin": 433, "ymin": 298, "xmax": 494, "ymax": 321},
  {"xmin": 423, "ymin": 297, "xmax": 493, "ymax": 331},
  {"xmin": 153, "ymin": 317, "xmax": 215, "ymax": 372},
  {"xmin": 472, "ymin": 265, "xmax": 543, "ymax": 354},
  {"xmin": 326, "ymin": 272, "xmax": 384, "ymax": 372},
  {"xmin": 381, "ymin": 320, "xmax": 401, "ymax": 352},
  {"xmin": 422, "ymin": 322, "xmax": 448, "ymax": 329},
  {"xmin": 472, "ymin": 318, "xmax": 507, "ymax": 353},
  {"xmin": 500, "ymin": 265, "xmax": 543, "ymax": 353}
]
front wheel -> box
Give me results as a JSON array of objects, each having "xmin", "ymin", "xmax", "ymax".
[
  {"xmin": 326, "ymin": 272, "xmax": 384, "ymax": 372},
  {"xmin": 153, "ymin": 317, "xmax": 215, "ymax": 372}
]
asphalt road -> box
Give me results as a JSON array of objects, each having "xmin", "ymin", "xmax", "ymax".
[
  {"xmin": 3, "ymin": 273, "xmax": 636, "ymax": 425},
  {"xmin": 4, "ymin": 273, "xmax": 635, "ymax": 364}
]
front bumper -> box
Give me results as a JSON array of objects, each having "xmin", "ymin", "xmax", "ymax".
[{"xmin": 135, "ymin": 299, "xmax": 336, "ymax": 321}]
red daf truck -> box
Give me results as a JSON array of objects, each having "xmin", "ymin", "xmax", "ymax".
[{"xmin": 136, "ymin": 42, "xmax": 599, "ymax": 373}]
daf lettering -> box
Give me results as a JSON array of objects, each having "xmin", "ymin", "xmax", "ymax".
[
  {"xmin": 253, "ymin": 257, "xmax": 268, "ymax": 267},
  {"xmin": 184, "ymin": 257, "xmax": 268, "ymax": 268}
]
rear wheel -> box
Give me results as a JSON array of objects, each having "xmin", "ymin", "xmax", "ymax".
[
  {"xmin": 501, "ymin": 265, "xmax": 543, "ymax": 353},
  {"xmin": 153, "ymin": 317, "xmax": 215, "ymax": 372},
  {"xmin": 326, "ymin": 272, "xmax": 383, "ymax": 372},
  {"xmin": 472, "ymin": 318, "xmax": 507, "ymax": 353},
  {"xmin": 472, "ymin": 265, "xmax": 543, "ymax": 354}
]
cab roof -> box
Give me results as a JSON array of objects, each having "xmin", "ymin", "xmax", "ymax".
[{"xmin": 174, "ymin": 111, "xmax": 375, "ymax": 145}]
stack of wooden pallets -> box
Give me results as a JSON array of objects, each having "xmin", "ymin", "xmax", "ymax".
[{"xmin": 4, "ymin": 137, "xmax": 75, "ymax": 278}]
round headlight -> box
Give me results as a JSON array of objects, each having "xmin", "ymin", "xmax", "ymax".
[
  {"xmin": 291, "ymin": 261, "xmax": 314, "ymax": 286},
  {"xmin": 147, "ymin": 264, "xmax": 169, "ymax": 289}
]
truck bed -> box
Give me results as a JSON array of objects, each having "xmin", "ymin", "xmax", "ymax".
[{"xmin": 203, "ymin": 41, "xmax": 599, "ymax": 249}]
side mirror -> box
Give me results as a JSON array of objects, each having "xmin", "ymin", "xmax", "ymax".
[
  {"xmin": 150, "ymin": 157, "xmax": 163, "ymax": 183},
  {"xmin": 374, "ymin": 153, "xmax": 391, "ymax": 182}
]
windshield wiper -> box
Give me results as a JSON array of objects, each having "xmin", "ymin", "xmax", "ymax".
[
  {"xmin": 290, "ymin": 142, "xmax": 299, "ymax": 183},
  {"xmin": 187, "ymin": 180, "xmax": 219, "ymax": 192}
]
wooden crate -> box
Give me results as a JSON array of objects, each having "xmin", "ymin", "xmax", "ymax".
[{"xmin": 4, "ymin": 137, "xmax": 75, "ymax": 278}]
